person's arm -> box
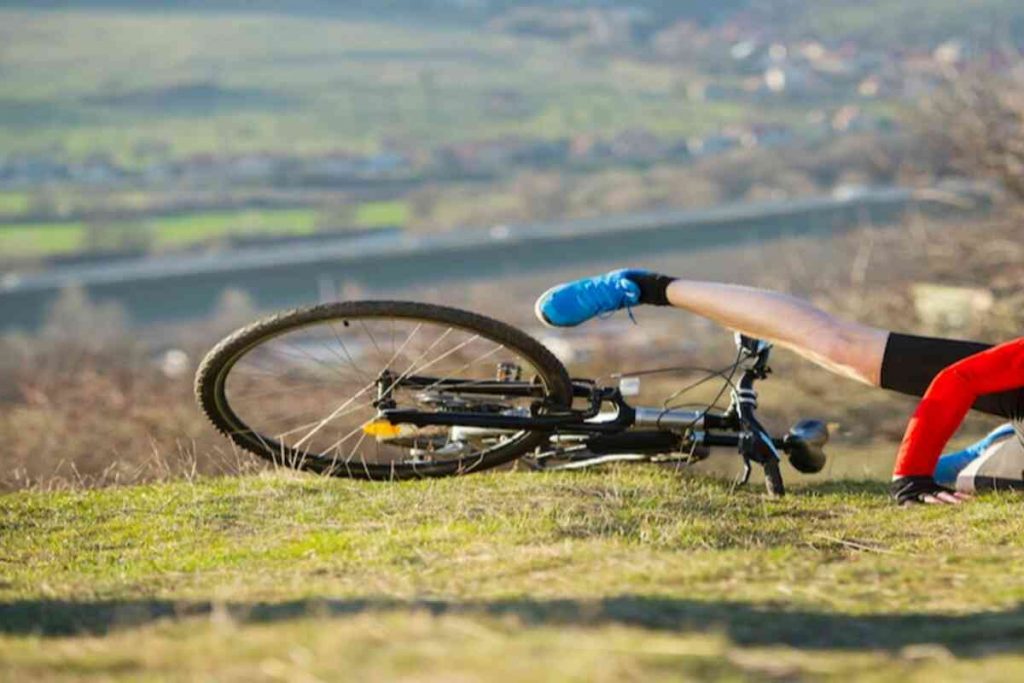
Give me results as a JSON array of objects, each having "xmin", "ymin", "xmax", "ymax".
[{"xmin": 892, "ymin": 337, "xmax": 1024, "ymax": 504}]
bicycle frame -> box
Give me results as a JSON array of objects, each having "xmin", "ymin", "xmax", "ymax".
[
  {"xmin": 379, "ymin": 335, "xmax": 829, "ymax": 493},
  {"xmin": 384, "ymin": 383, "xmax": 746, "ymax": 438}
]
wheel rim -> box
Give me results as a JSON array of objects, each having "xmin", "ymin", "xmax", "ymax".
[{"xmin": 210, "ymin": 309, "xmax": 563, "ymax": 476}]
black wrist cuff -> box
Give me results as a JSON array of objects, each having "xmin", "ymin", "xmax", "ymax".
[
  {"xmin": 630, "ymin": 273, "xmax": 676, "ymax": 306},
  {"xmin": 890, "ymin": 476, "xmax": 954, "ymax": 505}
]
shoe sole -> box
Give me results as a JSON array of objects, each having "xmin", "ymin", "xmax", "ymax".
[{"xmin": 534, "ymin": 284, "xmax": 567, "ymax": 329}]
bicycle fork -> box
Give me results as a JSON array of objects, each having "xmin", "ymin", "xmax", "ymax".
[{"xmin": 731, "ymin": 362, "xmax": 786, "ymax": 495}]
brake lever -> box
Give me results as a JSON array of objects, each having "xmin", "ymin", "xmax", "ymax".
[{"xmin": 735, "ymin": 333, "xmax": 773, "ymax": 370}]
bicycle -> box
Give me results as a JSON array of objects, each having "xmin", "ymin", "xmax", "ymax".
[{"xmin": 195, "ymin": 300, "xmax": 829, "ymax": 495}]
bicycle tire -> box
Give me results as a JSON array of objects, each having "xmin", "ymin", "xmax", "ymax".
[{"xmin": 195, "ymin": 301, "xmax": 573, "ymax": 480}]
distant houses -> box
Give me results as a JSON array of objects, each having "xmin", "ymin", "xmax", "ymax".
[{"xmin": 0, "ymin": 119, "xmax": 842, "ymax": 191}]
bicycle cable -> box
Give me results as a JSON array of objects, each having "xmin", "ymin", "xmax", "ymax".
[{"xmin": 654, "ymin": 346, "xmax": 744, "ymax": 432}]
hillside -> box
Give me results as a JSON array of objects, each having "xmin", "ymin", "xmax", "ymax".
[
  {"xmin": 3, "ymin": 469, "xmax": 1024, "ymax": 680},
  {"xmin": 5, "ymin": 0, "xmax": 1017, "ymax": 265},
  {"xmin": 3, "ymin": 207, "xmax": 1024, "ymax": 680},
  {"xmin": 15, "ymin": 0, "xmax": 1024, "ymax": 45}
]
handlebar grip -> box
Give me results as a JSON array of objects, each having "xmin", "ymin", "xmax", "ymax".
[{"xmin": 763, "ymin": 459, "xmax": 785, "ymax": 497}]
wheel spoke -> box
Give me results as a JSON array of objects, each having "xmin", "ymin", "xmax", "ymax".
[
  {"xmin": 417, "ymin": 343, "xmax": 506, "ymax": 394},
  {"xmin": 208, "ymin": 307, "xmax": 566, "ymax": 479},
  {"xmin": 292, "ymin": 381, "xmax": 377, "ymax": 450},
  {"xmin": 358, "ymin": 319, "xmax": 388, "ymax": 367},
  {"xmin": 327, "ymin": 321, "xmax": 375, "ymax": 382},
  {"xmin": 273, "ymin": 340, "xmax": 356, "ymax": 381}
]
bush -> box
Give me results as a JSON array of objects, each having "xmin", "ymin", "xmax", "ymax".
[{"xmin": 920, "ymin": 68, "xmax": 1024, "ymax": 201}]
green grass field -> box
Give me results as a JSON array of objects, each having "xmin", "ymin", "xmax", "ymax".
[
  {"xmin": 355, "ymin": 199, "xmax": 410, "ymax": 228},
  {"xmin": 0, "ymin": 222, "xmax": 89, "ymax": 258},
  {"xmin": 0, "ymin": 7, "xmax": 781, "ymax": 166},
  {"xmin": 0, "ymin": 192, "xmax": 30, "ymax": 217},
  {"xmin": 0, "ymin": 2, "xmax": 1017, "ymax": 167},
  {"xmin": 0, "ymin": 201, "xmax": 407, "ymax": 258},
  {"xmin": 3, "ymin": 467, "xmax": 1024, "ymax": 680}
]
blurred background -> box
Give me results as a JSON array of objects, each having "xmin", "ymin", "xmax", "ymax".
[{"xmin": 1, "ymin": 0, "xmax": 1023, "ymax": 490}]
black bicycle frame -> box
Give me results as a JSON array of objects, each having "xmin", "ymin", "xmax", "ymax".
[
  {"xmin": 380, "ymin": 364, "xmax": 785, "ymax": 447},
  {"xmin": 378, "ymin": 334, "xmax": 826, "ymax": 495}
]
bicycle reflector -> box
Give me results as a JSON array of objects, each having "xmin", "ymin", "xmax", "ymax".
[{"xmin": 363, "ymin": 419, "xmax": 404, "ymax": 438}]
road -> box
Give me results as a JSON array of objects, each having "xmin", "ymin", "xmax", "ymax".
[{"xmin": 0, "ymin": 186, "xmax": 986, "ymax": 330}]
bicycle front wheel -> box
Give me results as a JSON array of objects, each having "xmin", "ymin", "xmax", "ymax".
[{"xmin": 195, "ymin": 301, "xmax": 572, "ymax": 480}]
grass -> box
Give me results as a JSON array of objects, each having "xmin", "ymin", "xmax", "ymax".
[
  {"xmin": 0, "ymin": 221, "xmax": 86, "ymax": 258},
  {"xmin": 354, "ymin": 200, "xmax": 409, "ymax": 228},
  {"xmin": 0, "ymin": 192, "xmax": 30, "ymax": 217},
  {"xmin": 146, "ymin": 208, "xmax": 321, "ymax": 246},
  {"xmin": 2, "ymin": 467, "xmax": 1024, "ymax": 680}
]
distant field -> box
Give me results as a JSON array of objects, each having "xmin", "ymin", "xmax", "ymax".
[
  {"xmin": 354, "ymin": 199, "xmax": 409, "ymax": 228},
  {"xmin": 0, "ymin": 191, "xmax": 30, "ymax": 216},
  {"xmin": 0, "ymin": 221, "xmax": 87, "ymax": 257},
  {"xmin": 0, "ymin": 8, "xmax": 791, "ymax": 165},
  {"xmin": 0, "ymin": 201, "xmax": 407, "ymax": 258},
  {"xmin": 145, "ymin": 208, "xmax": 321, "ymax": 246}
]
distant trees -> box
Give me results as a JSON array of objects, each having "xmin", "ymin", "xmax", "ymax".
[{"xmin": 921, "ymin": 68, "xmax": 1024, "ymax": 201}]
